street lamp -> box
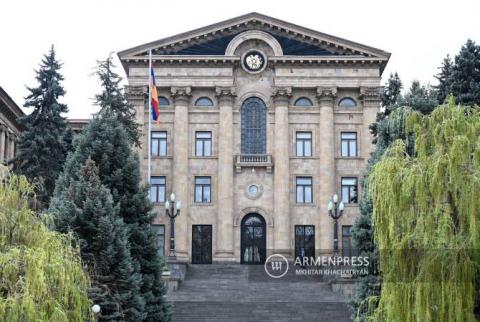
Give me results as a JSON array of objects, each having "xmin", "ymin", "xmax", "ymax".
[
  {"xmin": 328, "ymin": 193, "xmax": 345, "ymax": 253},
  {"xmin": 165, "ymin": 192, "xmax": 181, "ymax": 260}
]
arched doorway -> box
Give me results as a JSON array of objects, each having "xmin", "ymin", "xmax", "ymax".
[
  {"xmin": 241, "ymin": 213, "xmax": 266, "ymax": 264},
  {"xmin": 241, "ymin": 97, "xmax": 267, "ymax": 155}
]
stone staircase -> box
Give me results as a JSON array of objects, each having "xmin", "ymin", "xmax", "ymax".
[{"xmin": 167, "ymin": 264, "xmax": 351, "ymax": 322}]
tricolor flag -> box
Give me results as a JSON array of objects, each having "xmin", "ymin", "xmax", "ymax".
[{"xmin": 150, "ymin": 66, "xmax": 159, "ymax": 122}]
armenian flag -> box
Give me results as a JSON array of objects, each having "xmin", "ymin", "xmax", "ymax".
[{"xmin": 150, "ymin": 66, "xmax": 159, "ymax": 122}]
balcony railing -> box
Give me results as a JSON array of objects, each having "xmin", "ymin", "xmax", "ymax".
[{"xmin": 235, "ymin": 154, "xmax": 273, "ymax": 173}]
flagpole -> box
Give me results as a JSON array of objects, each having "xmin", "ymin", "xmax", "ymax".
[{"xmin": 147, "ymin": 49, "xmax": 152, "ymax": 184}]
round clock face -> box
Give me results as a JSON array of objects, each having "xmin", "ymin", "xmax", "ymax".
[{"xmin": 243, "ymin": 50, "xmax": 266, "ymax": 73}]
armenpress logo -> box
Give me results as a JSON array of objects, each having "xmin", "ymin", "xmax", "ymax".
[{"xmin": 264, "ymin": 254, "xmax": 289, "ymax": 278}]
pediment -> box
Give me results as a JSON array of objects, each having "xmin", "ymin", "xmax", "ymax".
[{"xmin": 118, "ymin": 12, "xmax": 390, "ymax": 59}]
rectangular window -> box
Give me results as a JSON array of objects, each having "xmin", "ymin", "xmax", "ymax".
[
  {"xmin": 195, "ymin": 176, "xmax": 211, "ymax": 203},
  {"xmin": 150, "ymin": 176, "xmax": 166, "ymax": 203},
  {"xmin": 296, "ymin": 177, "xmax": 313, "ymax": 203},
  {"xmin": 342, "ymin": 225, "xmax": 356, "ymax": 258},
  {"xmin": 341, "ymin": 132, "xmax": 357, "ymax": 157},
  {"xmin": 195, "ymin": 131, "xmax": 212, "ymax": 157},
  {"xmin": 151, "ymin": 131, "xmax": 167, "ymax": 156},
  {"xmin": 296, "ymin": 132, "xmax": 312, "ymax": 157},
  {"xmin": 151, "ymin": 224, "xmax": 165, "ymax": 256},
  {"xmin": 341, "ymin": 177, "xmax": 358, "ymax": 203}
]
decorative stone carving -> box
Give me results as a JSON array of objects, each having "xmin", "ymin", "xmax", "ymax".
[
  {"xmin": 316, "ymin": 87, "xmax": 338, "ymax": 103},
  {"xmin": 125, "ymin": 85, "xmax": 147, "ymax": 98},
  {"xmin": 271, "ymin": 87, "xmax": 292, "ymax": 105},
  {"xmin": 170, "ymin": 86, "xmax": 192, "ymax": 104},
  {"xmin": 359, "ymin": 86, "xmax": 381, "ymax": 103},
  {"xmin": 215, "ymin": 86, "xmax": 236, "ymax": 104}
]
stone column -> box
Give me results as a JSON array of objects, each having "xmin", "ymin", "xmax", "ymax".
[
  {"xmin": 272, "ymin": 87, "xmax": 292, "ymax": 255},
  {"xmin": 215, "ymin": 87, "xmax": 236, "ymax": 260},
  {"xmin": 0, "ymin": 126, "xmax": 5, "ymax": 163},
  {"xmin": 360, "ymin": 87, "xmax": 381, "ymax": 158},
  {"xmin": 171, "ymin": 86, "xmax": 191, "ymax": 261},
  {"xmin": 316, "ymin": 87, "xmax": 337, "ymax": 252}
]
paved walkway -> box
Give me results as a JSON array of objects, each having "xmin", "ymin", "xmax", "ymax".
[{"xmin": 168, "ymin": 264, "xmax": 351, "ymax": 322}]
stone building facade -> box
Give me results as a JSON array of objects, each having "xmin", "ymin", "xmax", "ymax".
[
  {"xmin": 118, "ymin": 13, "xmax": 390, "ymax": 264},
  {"xmin": 0, "ymin": 86, "xmax": 24, "ymax": 165}
]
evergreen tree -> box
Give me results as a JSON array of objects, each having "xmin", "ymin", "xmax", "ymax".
[
  {"xmin": 0, "ymin": 166, "xmax": 92, "ymax": 322},
  {"xmin": 450, "ymin": 39, "xmax": 480, "ymax": 106},
  {"xmin": 51, "ymin": 114, "xmax": 170, "ymax": 321},
  {"xmin": 399, "ymin": 80, "xmax": 438, "ymax": 114},
  {"xmin": 52, "ymin": 158, "xmax": 144, "ymax": 321},
  {"xmin": 434, "ymin": 55, "xmax": 454, "ymax": 103},
  {"xmin": 12, "ymin": 45, "xmax": 72, "ymax": 209},
  {"xmin": 94, "ymin": 56, "xmax": 140, "ymax": 146}
]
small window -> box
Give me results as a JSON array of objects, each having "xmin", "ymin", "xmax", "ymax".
[
  {"xmin": 294, "ymin": 97, "xmax": 313, "ymax": 107},
  {"xmin": 338, "ymin": 97, "xmax": 357, "ymax": 108},
  {"xmin": 159, "ymin": 96, "xmax": 170, "ymax": 106},
  {"xmin": 341, "ymin": 132, "xmax": 357, "ymax": 157},
  {"xmin": 195, "ymin": 97, "xmax": 214, "ymax": 107},
  {"xmin": 150, "ymin": 176, "xmax": 166, "ymax": 203},
  {"xmin": 151, "ymin": 131, "xmax": 167, "ymax": 156},
  {"xmin": 341, "ymin": 177, "xmax": 358, "ymax": 203},
  {"xmin": 151, "ymin": 224, "xmax": 165, "ymax": 256},
  {"xmin": 195, "ymin": 131, "xmax": 212, "ymax": 157},
  {"xmin": 195, "ymin": 176, "xmax": 211, "ymax": 203},
  {"xmin": 296, "ymin": 177, "xmax": 313, "ymax": 203},
  {"xmin": 296, "ymin": 132, "xmax": 312, "ymax": 157}
]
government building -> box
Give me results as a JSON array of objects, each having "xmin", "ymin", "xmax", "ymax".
[
  {"xmin": 118, "ymin": 13, "xmax": 390, "ymax": 264},
  {"xmin": 0, "ymin": 86, "xmax": 24, "ymax": 165}
]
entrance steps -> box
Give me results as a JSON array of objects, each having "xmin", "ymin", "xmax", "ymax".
[{"xmin": 167, "ymin": 264, "xmax": 351, "ymax": 322}]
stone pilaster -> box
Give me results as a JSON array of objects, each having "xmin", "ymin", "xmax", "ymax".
[
  {"xmin": 0, "ymin": 126, "xmax": 5, "ymax": 163},
  {"xmin": 171, "ymin": 86, "xmax": 191, "ymax": 261},
  {"xmin": 360, "ymin": 87, "xmax": 381, "ymax": 158},
  {"xmin": 125, "ymin": 85, "xmax": 148, "ymax": 168},
  {"xmin": 272, "ymin": 87, "xmax": 292, "ymax": 255},
  {"xmin": 316, "ymin": 87, "xmax": 337, "ymax": 252},
  {"xmin": 215, "ymin": 87, "xmax": 236, "ymax": 260}
]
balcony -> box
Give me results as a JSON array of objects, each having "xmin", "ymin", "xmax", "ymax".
[{"xmin": 235, "ymin": 154, "xmax": 273, "ymax": 173}]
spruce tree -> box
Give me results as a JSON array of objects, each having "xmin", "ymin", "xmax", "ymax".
[
  {"xmin": 399, "ymin": 80, "xmax": 438, "ymax": 114},
  {"xmin": 434, "ymin": 55, "xmax": 454, "ymax": 103},
  {"xmin": 52, "ymin": 158, "xmax": 144, "ymax": 321},
  {"xmin": 450, "ymin": 39, "xmax": 480, "ymax": 106},
  {"xmin": 13, "ymin": 45, "xmax": 71, "ymax": 209}
]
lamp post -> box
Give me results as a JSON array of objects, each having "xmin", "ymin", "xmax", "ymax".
[
  {"xmin": 328, "ymin": 193, "xmax": 345, "ymax": 253},
  {"xmin": 165, "ymin": 192, "xmax": 181, "ymax": 260}
]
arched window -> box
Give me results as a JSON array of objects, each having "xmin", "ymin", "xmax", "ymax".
[
  {"xmin": 195, "ymin": 97, "xmax": 214, "ymax": 107},
  {"xmin": 294, "ymin": 97, "xmax": 313, "ymax": 107},
  {"xmin": 338, "ymin": 97, "xmax": 357, "ymax": 108},
  {"xmin": 241, "ymin": 97, "xmax": 267, "ymax": 154},
  {"xmin": 159, "ymin": 96, "xmax": 170, "ymax": 106}
]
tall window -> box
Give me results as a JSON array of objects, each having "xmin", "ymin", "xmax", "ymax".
[
  {"xmin": 151, "ymin": 224, "xmax": 165, "ymax": 256},
  {"xmin": 296, "ymin": 177, "xmax": 313, "ymax": 203},
  {"xmin": 150, "ymin": 176, "xmax": 166, "ymax": 203},
  {"xmin": 195, "ymin": 176, "xmax": 211, "ymax": 203},
  {"xmin": 195, "ymin": 131, "xmax": 212, "ymax": 157},
  {"xmin": 342, "ymin": 225, "xmax": 356, "ymax": 257},
  {"xmin": 241, "ymin": 97, "xmax": 267, "ymax": 154},
  {"xmin": 341, "ymin": 132, "xmax": 357, "ymax": 157},
  {"xmin": 151, "ymin": 131, "xmax": 167, "ymax": 156},
  {"xmin": 296, "ymin": 132, "xmax": 312, "ymax": 157},
  {"xmin": 341, "ymin": 177, "xmax": 358, "ymax": 203}
]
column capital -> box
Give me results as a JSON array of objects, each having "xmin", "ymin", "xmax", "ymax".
[
  {"xmin": 215, "ymin": 86, "xmax": 236, "ymax": 104},
  {"xmin": 125, "ymin": 85, "xmax": 147, "ymax": 99},
  {"xmin": 170, "ymin": 86, "xmax": 192, "ymax": 104},
  {"xmin": 271, "ymin": 87, "xmax": 292, "ymax": 105},
  {"xmin": 316, "ymin": 87, "xmax": 337, "ymax": 104},
  {"xmin": 359, "ymin": 86, "xmax": 381, "ymax": 104}
]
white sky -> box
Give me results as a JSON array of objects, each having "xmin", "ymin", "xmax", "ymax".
[{"xmin": 1, "ymin": 0, "xmax": 479, "ymax": 118}]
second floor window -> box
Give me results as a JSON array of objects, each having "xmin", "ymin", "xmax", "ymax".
[
  {"xmin": 296, "ymin": 132, "xmax": 312, "ymax": 157},
  {"xmin": 296, "ymin": 177, "xmax": 313, "ymax": 203},
  {"xmin": 195, "ymin": 176, "xmax": 211, "ymax": 203},
  {"xmin": 151, "ymin": 131, "xmax": 167, "ymax": 156},
  {"xmin": 150, "ymin": 176, "xmax": 166, "ymax": 203},
  {"xmin": 195, "ymin": 131, "xmax": 212, "ymax": 157},
  {"xmin": 341, "ymin": 132, "xmax": 357, "ymax": 157},
  {"xmin": 341, "ymin": 177, "xmax": 358, "ymax": 203}
]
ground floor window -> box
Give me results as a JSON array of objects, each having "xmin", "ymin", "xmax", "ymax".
[
  {"xmin": 192, "ymin": 225, "xmax": 212, "ymax": 264},
  {"xmin": 294, "ymin": 225, "xmax": 315, "ymax": 263},
  {"xmin": 151, "ymin": 224, "xmax": 165, "ymax": 256},
  {"xmin": 342, "ymin": 225, "xmax": 357, "ymax": 257}
]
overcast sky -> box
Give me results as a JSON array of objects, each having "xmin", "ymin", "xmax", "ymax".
[{"xmin": 1, "ymin": 0, "xmax": 479, "ymax": 118}]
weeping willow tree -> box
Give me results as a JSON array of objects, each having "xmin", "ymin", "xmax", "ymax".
[
  {"xmin": 0, "ymin": 166, "xmax": 92, "ymax": 321},
  {"xmin": 368, "ymin": 100, "xmax": 480, "ymax": 321}
]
